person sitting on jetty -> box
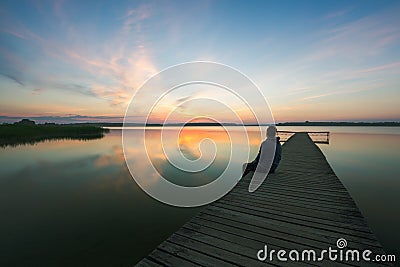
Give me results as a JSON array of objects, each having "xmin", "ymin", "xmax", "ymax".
[{"xmin": 242, "ymin": 126, "xmax": 282, "ymax": 178}]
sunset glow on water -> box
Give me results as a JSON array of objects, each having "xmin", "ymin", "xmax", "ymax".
[{"xmin": 0, "ymin": 127, "xmax": 399, "ymax": 264}]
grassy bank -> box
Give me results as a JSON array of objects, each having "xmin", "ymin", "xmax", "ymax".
[{"xmin": 0, "ymin": 123, "xmax": 109, "ymax": 147}]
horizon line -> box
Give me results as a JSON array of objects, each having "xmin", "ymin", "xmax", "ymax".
[{"xmin": 2, "ymin": 117, "xmax": 400, "ymax": 125}]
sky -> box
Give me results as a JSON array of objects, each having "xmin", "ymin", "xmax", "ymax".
[{"xmin": 0, "ymin": 0, "xmax": 399, "ymax": 123}]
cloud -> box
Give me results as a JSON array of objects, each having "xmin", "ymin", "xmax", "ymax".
[
  {"xmin": 90, "ymin": 85, "xmax": 131, "ymax": 107},
  {"xmin": 0, "ymin": 115, "xmax": 124, "ymax": 124},
  {"xmin": 307, "ymin": 6, "xmax": 400, "ymax": 62},
  {"xmin": 303, "ymin": 60, "xmax": 400, "ymax": 88},
  {"xmin": 283, "ymin": 87, "xmax": 313, "ymax": 96},
  {"xmin": 355, "ymin": 61, "xmax": 400, "ymax": 74},
  {"xmin": 0, "ymin": 3, "xmax": 158, "ymax": 109},
  {"xmin": 121, "ymin": 5, "xmax": 151, "ymax": 35},
  {"xmin": 1, "ymin": 73, "xmax": 24, "ymax": 86},
  {"xmin": 53, "ymin": 0, "xmax": 66, "ymax": 23},
  {"xmin": 175, "ymin": 91, "xmax": 201, "ymax": 105},
  {"xmin": 32, "ymin": 88, "xmax": 44, "ymax": 95},
  {"xmin": 0, "ymin": 25, "xmax": 43, "ymax": 42},
  {"xmin": 324, "ymin": 7, "xmax": 353, "ymax": 19},
  {"xmin": 60, "ymin": 4, "xmax": 158, "ymax": 106},
  {"xmin": 63, "ymin": 45, "xmax": 157, "ymax": 106},
  {"xmin": 300, "ymin": 83, "xmax": 381, "ymax": 101},
  {"xmin": 95, "ymin": 145, "xmax": 125, "ymax": 167}
]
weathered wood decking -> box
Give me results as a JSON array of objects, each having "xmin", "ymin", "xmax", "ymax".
[{"xmin": 136, "ymin": 133, "xmax": 390, "ymax": 266}]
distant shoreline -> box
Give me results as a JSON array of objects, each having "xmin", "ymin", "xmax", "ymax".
[
  {"xmin": 68, "ymin": 121, "xmax": 400, "ymax": 127},
  {"xmin": 2, "ymin": 120, "xmax": 400, "ymax": 128},
  {"xmin": 276, "ymin": 121, "xmax": 400, "ymax": 127},
  {"xmin": 0, "ymin": 120, "xmax": 109, "ymax": 147}
]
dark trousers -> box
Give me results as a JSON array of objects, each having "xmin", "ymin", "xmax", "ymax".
[{"xmin": 242, "ymin": 161, "xmax": 276, "ymax": 178}]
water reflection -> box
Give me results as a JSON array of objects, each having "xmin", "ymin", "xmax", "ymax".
[
  {"xmin": 0, "ymin": 127, "xmax": 398, "ymax": 265},
  {"xmin": 144, "ymin": 127, "xmax": 234, "ymax": 187},
  {"xmin": 0, "ymin": 130, "xmax": 203, "ymax": 266},
  {"xmin": 122, "ymin": 126, "xmax": 265, "ymax": 206},
  {"xmin": 0, "ymin": 134, "xmax": 106, "ymax": 148}
]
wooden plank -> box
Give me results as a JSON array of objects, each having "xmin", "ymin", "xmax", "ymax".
[
  {"xmin": 174, "ymin": 227, "xmax": 316, "ymax": 267},
  {"xmin": 233, "ymin": 185, "xmax": 355, "ymax": 204},
  {"xmin": 202, "ymin": 205, "xmax": 378, "ymax": 243},
  {"xmin": 210, "ymin": 202, "xmax": 371, "ymax": 233},
  {"xmin": 135, "ymin": 258, "xmax": 163, "ymax": 267},
  {"xmin": 216, "ymin": 198, "xmax": 368, "ymax": 227},
  {"xmin": 196, "ymin": 209, "xmax": 383, "ymax": 249},
  {"xmin": 223, "ymin": 191, "xmax": 364, "ymax": 218},
  {"xmin": 193, "ymin": 210, "xmax": 382, "ymax": 252},
  {"xmin": 226, "ymin": 187, "xmax": 359, "ymax": 213},
  {"xmin": 254, "ymin": 180, "xmax": 351, "ymax": 194},
  {"xmin": 147, "ymin": 248, "xmax": 199, "ymax": 266},
  {"xmin": 181, "ymin": 222, "xmax": 352, "ymax": 267},
  {"xmin": 181, "ymin": 222, "xmax": 383, "ymax": 267},
  {"xmin": 228, "ymin": 190, "xmax": 361, "ymax": 212},
  {"xmin": 159, "ymin": 240, "xmax": 237, "ymax": 267},
  {"xmin": 168, "ymin": 233, "xmax": 270, "ymax": 267}
]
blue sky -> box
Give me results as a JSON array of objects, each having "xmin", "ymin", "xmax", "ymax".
[{"xmin": 0, "ymin": 0, "xmax": 399, "ymax": 123}]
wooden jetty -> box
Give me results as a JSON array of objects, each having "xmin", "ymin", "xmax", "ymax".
[
  {"xmin": 136, "ymin": 133, "xmax": 391, "ymax": 266},
  {"xmin": 277, "ymin": 130, "xmax": 330, "ymax": 144}
]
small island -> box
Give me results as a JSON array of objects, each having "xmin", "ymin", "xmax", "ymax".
[{"xmin": 0, "ymin": 119, "xmax": 109, "ymax": 147}]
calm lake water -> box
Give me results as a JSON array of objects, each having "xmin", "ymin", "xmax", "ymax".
[{"xmin": 0, "ymin": 126, "xmax": 399, "ymax": 266}]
